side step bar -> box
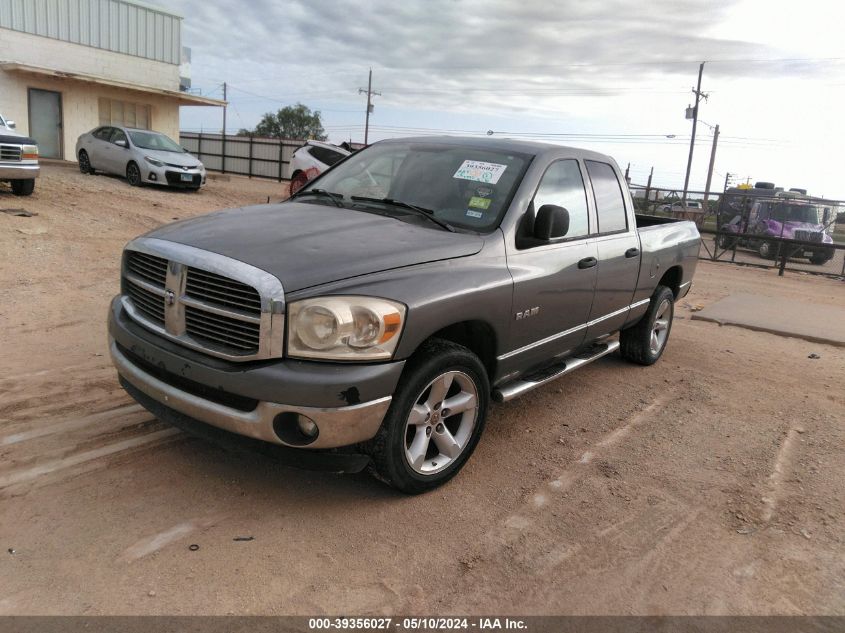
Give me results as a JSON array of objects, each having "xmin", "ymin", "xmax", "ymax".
[{"xmin": 493, "ymin": 340, "xmax": 621, "ymax": 403}]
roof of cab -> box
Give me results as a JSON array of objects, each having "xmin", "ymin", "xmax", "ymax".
[{"xmin": 374, "ymin": 135, "xmax": 616, "ymax": 162}]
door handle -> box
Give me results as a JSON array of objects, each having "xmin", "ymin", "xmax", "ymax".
[
  {"xmin": 578, "ymin": 257, "xmax": 598, "ymax": 269},
  {"xmin": 625, "ymin": 247, "xmax": 640, "ymax": 258}
]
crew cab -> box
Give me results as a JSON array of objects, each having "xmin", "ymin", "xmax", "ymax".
[
  {"xmin": 0, "ymin": 114, "xmax": 39, "ymax": 196},
  {"xmin": 108, "ymin": 137, "xmax": 700, "ymax": 493}
]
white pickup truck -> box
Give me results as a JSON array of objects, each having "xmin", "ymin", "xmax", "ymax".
[{"xmin": 0, "ymin": 113, "xmax": 39, "ymax": 196}]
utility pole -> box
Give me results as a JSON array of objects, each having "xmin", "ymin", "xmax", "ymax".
[
  {"xmin": 221, "ymin": 82, "xmax": 227, "ymax": 174},
  {"xmin": 644, "ymin": 166, "xmax": 654, "ymax": 210},
  {"xmin": 358, "ymin": 68, "xmax": 381, "ymax": 146},
  {"xmin": 702, "ymin": 123, "xmax": 719, "ymax": 208},
  {"xmin": 723, "ymin": 171, "xmax": 734, "ymax": 192},
  {"xmin": 682, "ymin": 62, "xmax": 707, "ymax": 205}
]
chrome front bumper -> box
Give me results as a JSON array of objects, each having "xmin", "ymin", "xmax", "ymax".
[
  {"xmin": 0, "ymin": 164, "xmax": 39, "ymax": 179},
  {"xmin": 110, "ymin": 339, "xmax": 391, "ymax": 449}
]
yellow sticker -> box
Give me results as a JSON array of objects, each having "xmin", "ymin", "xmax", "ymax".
[{"xmin": 469, "ymin": 196, "xmax": 491, "ymax": 210}]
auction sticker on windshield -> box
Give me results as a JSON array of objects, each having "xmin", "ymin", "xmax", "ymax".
[{"xmin": 453, "ymin": 160, "xmax": 507, "ymax": 184}]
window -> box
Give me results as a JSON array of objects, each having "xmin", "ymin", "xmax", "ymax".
[
  {"xmin": 98, "ymin": 97, "xmax": 151, "ymax": 129},
  {"xmin": 532, "ymin": 160, "xmax": 589, "ymax": 238},
  {"xmin": 308, "ymin": 145, "xmax": 346, "ymax": 166},
  {"xmin": 93, "ymin": 127, "xmax": 112, "ymax": 141},
  {"xmin": 586, "ymin": 160, "xmax": 628, "ymax": 233},
  {"xmin": 109, "ymin": 128, "xmax": 127, "ymax": 145}
]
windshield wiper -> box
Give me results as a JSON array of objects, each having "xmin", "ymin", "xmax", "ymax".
[
  {"xmin": 291, "ymin": 188, "xmax": 345, "ymax": 208},
  {"xmin": 350, "ymin": 196, "xmax": 455, "ymax": 232}
]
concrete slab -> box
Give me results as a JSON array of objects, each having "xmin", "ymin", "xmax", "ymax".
[{"xmin": 691, "ymin": 293, "xmax": 845, "ymax": 347}]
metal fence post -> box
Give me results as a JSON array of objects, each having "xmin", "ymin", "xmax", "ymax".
[
  {"xmin": 221, "ymin": 131, "xmax": 227, "ymax": 174},
  {"xmin": 278, "ymin": 139, "xmax": 284, "ymax": 182},
  {"xmin": 248, "ymin": 134, "xmax": 254, "ymax": 179},
  {"xmin": 198, "ymin": 132, "xmax": 203, "ymax": 164}
]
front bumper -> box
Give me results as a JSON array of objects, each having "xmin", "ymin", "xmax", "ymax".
[
  {"xmin": 0, "ymin": 163, "xmax": 39, "ymax": 179},
  {"xmin": 109, "ymin": 296, "xmax": 404, "ymax": 450},
  {"xmin": 143, "ymin": 164, "xmax": 205, "ymax": 188}
]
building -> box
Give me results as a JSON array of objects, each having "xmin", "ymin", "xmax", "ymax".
[{"xmin": 0, "ymin": 0, "xmax": 224, "ymax": 159}]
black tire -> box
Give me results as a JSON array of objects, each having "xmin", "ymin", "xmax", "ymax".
[
  {"xmin": 126, "ymin": 161, "xmax": 142, "ymax": 187},
  {"xmin": 809, "ymin": 253, "xmax": 832, "ymax": 265},
  {"xmin": 620, "ymin": 285, "xmax": 675, "ymax": 366},
  {"xmin": 78, "ymin": 150, "xmax": 94, "ymax": 174},
  {"xmin": 368, "ymin": 339, "xmax": 489, "ymax": 494},
  {"xmin": 289, "ymin": 170, "xmax": 308, "ymax": 196},
  {"xmin": 11, "ymin": 179, "xmax": 35, "ymax": 196},
  {"xmin": 717, "ymin": 234, "xmax": 735, "ymax": 249},
  {"xmin": 758, "ymin": 240, "xmax": 775, "ymax": 259}
]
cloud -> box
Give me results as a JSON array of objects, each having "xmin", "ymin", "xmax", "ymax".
[{"xmin": 170, "ymin": 0, "xmax": 802, "ymax": 117}]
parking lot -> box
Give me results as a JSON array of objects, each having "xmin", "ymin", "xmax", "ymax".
[{"xmin": 1, "ymin": 164, "xmax": 843, "ymax": 615}]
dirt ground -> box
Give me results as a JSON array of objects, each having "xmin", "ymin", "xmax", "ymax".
[{"xmin": 1, "ymin": 163, "xmax": 843, "ymax": 615}]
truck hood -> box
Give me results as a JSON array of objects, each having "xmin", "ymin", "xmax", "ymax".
[{"xmin": 144, "ymin": 202, "xmax": 485, "ymax": 292}]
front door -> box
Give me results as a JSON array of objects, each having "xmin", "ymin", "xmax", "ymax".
[
  {"xmin": 503, "ymin": 159, "xmax": 598, "ymax": 373},
  {"xmin": 28, "ymin": 89, "xmax": 63, "ymax": 159}
]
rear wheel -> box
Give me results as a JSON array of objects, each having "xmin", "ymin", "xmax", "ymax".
[
  {"xmin": 620, "ymin": 285, "xmax": 674, "ymax": 366},
  {"xmin": 11, "ymin": 179, "xmax": 35, "ymax": 196},
  {"xmin": 369, "ymin": 339, "xmax": 489, "ymax": 494},
  {"xmin": 289, "ymin": 170, "xmax": 308, "ymax": 196},
  {"xmin": 78, "ymin": 150, "xmax": 94, "ymax": 174},
  {"xmin": 758, "ymin": 240, "xmax": 775, "ymax": 259},
  {"xmin": 126, "ymin": 161, "xmax": 142, "ymax": 187}
]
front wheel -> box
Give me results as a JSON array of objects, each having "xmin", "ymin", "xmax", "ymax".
[
  {"xmin": 620, "ymin": 285, "xmax": 675, "ymax": 366},
  {"xmin": 11, "ymin": 179, "xmax": 35, "ymax": 196},
  {"xmin": 368, "ymin": 339, "xmax": 489, "ymax": 494},
  {"xmin": 758, "ymin": 240, "xmax": 775, "ymax": 259},
  {"xmin": 126, "ymin": 161, "xmax": 142, "ymax": 187},
  {"xmin": 809, "ymin": 252, "xmax": 832, "ymax": 265}
]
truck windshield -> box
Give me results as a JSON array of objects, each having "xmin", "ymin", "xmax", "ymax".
[
  {"xmin": 770, "ymin": 204, "xmax": 819, "ymax": 224},
  {"xmin": 299, "ymin": 141, "xmax": 531, "ymax": 232}
]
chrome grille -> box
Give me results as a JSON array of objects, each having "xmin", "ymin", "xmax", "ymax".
[
  {"xmin": 0, "ymin": 145, "xmax": 22, "ymax": 161},
  {"xmin": 185, "ymin": 268, "xmax": 262, "ymax": 315},
  {"xmin": 124, "ymin": 279, "xmax": 165, "ymax": 325},
  {"xmin": 793, "ymin": 230, "xmax": 823, "ymax": 243},
  {"xmin": 185, "ymin": 306, "xmax": 260, "ymax": 351},
  {"xmin": 120, "ymin": 244, "xmax": 281, "ymax": 361},
  {"xmin": 126, "ymin": 251, "xmax": 168, "ymax": 287}
]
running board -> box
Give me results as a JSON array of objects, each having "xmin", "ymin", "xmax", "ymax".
[{"xmin": 493, "ymin": 340, "xmax": 620, "ymax": 403}]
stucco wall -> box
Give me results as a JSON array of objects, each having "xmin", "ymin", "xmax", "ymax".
[{"xmin": 0, "ymin": 70, "xmax": 179, "ymax": 160}]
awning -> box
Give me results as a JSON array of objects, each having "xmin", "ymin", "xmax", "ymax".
[{"xmin": 0, "ymin": 61, "xmax": 226, "ymax": 107}]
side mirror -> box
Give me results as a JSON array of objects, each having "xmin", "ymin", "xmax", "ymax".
[
  {"xmin": 6, "ymin": 120, "xmax": 15, "ymax": 129},
  {"xmin": 115, "ymin": 139, "xmax": 128, "ymax": 148},
  {"xmin": 534, "ymin": 204, "xmax": 570, "ymax": 240}
]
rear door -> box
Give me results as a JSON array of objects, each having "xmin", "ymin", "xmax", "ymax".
[
  {"xmin": 88, "ymin": 127, "xmax": 113, "ymax": 170},
  {"xmin": 583, "ymin": 160, "xmax": 641, "ymax": 341},
  {"xmin": 503, "ymin": 159, "xmax": 598, "ymax": 372}
]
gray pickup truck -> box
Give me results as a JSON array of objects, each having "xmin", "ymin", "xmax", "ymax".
[
  {"xmin": 0, "ymin": 115, "xmax": 39, "ymax": 196},
  {"xmin": 109, "ymin": 136, "xmax": 699, "ymax": 493}
]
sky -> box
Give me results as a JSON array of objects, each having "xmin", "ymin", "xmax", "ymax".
[{"xmin": 167, "ymin": 0, "xmax": 845, "ymax": 199}]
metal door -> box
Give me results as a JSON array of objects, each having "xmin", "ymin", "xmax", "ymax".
[{"xmin": 28, "ymin": 89, "xmax": 63, "ymax": 159}]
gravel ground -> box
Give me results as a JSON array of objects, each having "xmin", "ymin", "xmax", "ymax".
[{"xmin": 1, "ymin": 163, "xmax": 843, "ymax": 615}]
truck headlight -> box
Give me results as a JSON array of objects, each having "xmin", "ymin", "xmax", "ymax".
[
  {"xmin": 22, "ymin": 145, "xmax": 38, "ymax": 160},
  {"xmin": 287, "ymin": 296, "xmax": 405, "ymax": 360},
  {"xmin": 144, "ymin": 156, "xmax": 164, "ymax": 167}
]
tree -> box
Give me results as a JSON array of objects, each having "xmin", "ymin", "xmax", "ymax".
[{"xmin": 240, "ymin": 103, "xmax": 327, "ymax": 140}]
